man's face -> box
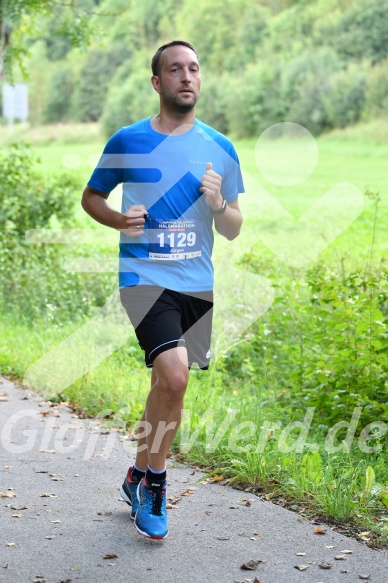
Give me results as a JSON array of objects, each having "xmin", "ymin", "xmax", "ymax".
[{"xmin": 153, "ymin": 45, "xmax": 201, "ymax": 112}]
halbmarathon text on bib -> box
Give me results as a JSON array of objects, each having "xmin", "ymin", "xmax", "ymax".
[{"xmin": 148, "ymin": 218, "xmax": 203, "ymax": 260}]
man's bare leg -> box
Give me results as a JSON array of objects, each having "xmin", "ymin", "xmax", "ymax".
[
  {"xmin": 131, "ymin": 346, "xmax": 189, "ymax": 538},
  {"xmin": 134, "ymin": 346, "xmax": 189, "ymax": 471}
]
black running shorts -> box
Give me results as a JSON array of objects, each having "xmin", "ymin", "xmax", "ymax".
[{"xmin": 119, "ymin": 285, "xmax": 213, "ymax": 369}]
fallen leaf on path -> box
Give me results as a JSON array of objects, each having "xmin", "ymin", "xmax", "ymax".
[
  {"xmin": 359, "ymin": 532, "xmax": 371, "ymax": 541},
  {"xmin": 294, "ymin": 565, "xmax": 308, "ymax": 571},
  {"xmin": 97, "ymin": 511, "xmax": 112, "ymax": 516},
  {"xmin": 325, "ymin": 545, "xmax": 335, "ymax": 549},
  {"xmin": 358, "ymin": 575, "xmax": 371, "ymax": 580},
  {"xmin": 103, "ymin": 554, "xmax": 117, "ymax": 560},
  {"xmin": 296, "ymin": 552, "xmax": 306, "ymax": 556},
  {"xmin": 11, "ymin": 514, "xmax": 22, "ymax": 518},
  {"xmin": 230, "ymin": 505, "xmax": 239, "ymax": 509},
  {"xmin": 340, "ymin": 549, "xmax": 353, "ymax": 554},
  {"xmin": 240, "ymin": 559, "xmax": 265, "ymax": 570},
  {"xmin": 1, "ymin": 491, "xmax": 16, "ymax": 498},
  {"xmin": 40, "ymin": 493, "xmax": 57, "ymax": 498},
  {"xmin": 32, "ymin": 577, "xmax": 47, "ymax": 582},
  {"xmin": 167, "ymin": 495, "xmax": 181, "ymax": 504},
  {"xmin": 314, "ymin": 527, "xmax": 327, "ymax": 534},
  {"xmin": 181, "ymin": 488, "xmax": 196, "ymax": 496},
  {"xmin": 11, "ymin": 505, "xmax": 27, "ymax": 510},
  {"xmin": 45, "ymin": 535, "xmax": 56, "ymax": 540},
  {"xmin": 319, "ymin": 561, "xmax": 332, "ymax": 569},
  {"xmin": 253, "ymin": 579, "xmax": 261, "ymax": 583},
  {"xmin": 39, "ymin": 449, "xmax": 56, "ymax": 454},
  {"xmin": 35, "ymin": 470, "xmax": 49, "ymax": 474},
  {"xmin": 50, "ymin": 520, "xmax": 60, "ymax": 523},
  {"xmin": 0, "ymin": 393, "xmax": 9, "ymax": 401},
  {"xmin": 204, "ymin": 510, "xmax": 211, "ymax": 516},
  {"xmin": 209, "ymin": 475, "xmax": 224, "ymax": 482},
  {"xmin": 166, "ymin": 503, "xmax": 179, "ymax": 509},
  {"xmin": 58, "ymin": 579, "xmax": 72, "ymax": 583},
  {"xmin": 334, "ymin": 555, "xmax": 347, "ymax": 560},
  {"xmin": 217, "ymin": 536, "xmax": 230, "ymax": 540},
  {"xmin": 6, "ymin": 542, "xmax": 15, "ymax": 547}
]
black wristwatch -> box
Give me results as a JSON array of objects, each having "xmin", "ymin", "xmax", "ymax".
[{"xmin": 213, "ymin": 198, "xmax": 227, "ymax": 215}]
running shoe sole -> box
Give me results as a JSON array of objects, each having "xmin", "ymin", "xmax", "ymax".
[{"xmin": 119, "ymin": 484, "xmax": 136, "ymax": 520}]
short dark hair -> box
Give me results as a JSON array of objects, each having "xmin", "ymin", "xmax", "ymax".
[{"xmin": 151, "ymin": 40, "xmax": 198, "ymax": 76}]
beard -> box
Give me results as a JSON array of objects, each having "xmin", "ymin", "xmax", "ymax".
[{"xmin": 160, "ymin": 87, "xmax": 199, "ymax": 113}]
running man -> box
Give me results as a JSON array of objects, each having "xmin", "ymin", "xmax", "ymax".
[{"xmin": 81, "ymin": 40, "xmax": 244, "ymax": 539}]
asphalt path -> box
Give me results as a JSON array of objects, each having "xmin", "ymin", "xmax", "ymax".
[{"xmin": 1, "ymin": 376, "xmax": 387, "ymax": 583}]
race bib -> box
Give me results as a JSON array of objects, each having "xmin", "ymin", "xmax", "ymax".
[{"xmin": 148, "ymin": 218, "xmax": 203, "ymax": 260}]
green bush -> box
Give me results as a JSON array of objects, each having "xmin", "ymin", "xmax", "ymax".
[
  {"xmin": 101, "ymin": 67, "xmax": 158, "ymax": 138},
  {"xmin": 364, "ymin": 58, "xmax": 388, "ymax": 119},
  {"xmin": 303, "ymin": 266, "xmax": 388, "ymax": 423},
  {"xmin": 227, "ymin": 253, "xmax": 388, "ymax": 429},
  {"xmin": 0, "ymin": 143, "xmax": 114, "ymax": 321},
  {"xmin": 282, "ymin": 47, "xmax": 341, "ymax": 136},
  {"xmin": 195, "ymin": 70, "xmax": 229, "ymax": 135},
  {"xmin": 0, "ymin": 143, "xmax": 75, "ymax": 235},
  {"xmin": 333, "ymin": 0, "xmax": 388, "ymax": 65},
  {"xmin": 74, "ymin": 46, "xmax": 129, "ymax": 122},
  {"xmin": 42, "ymin": 65, "xmax": 74, "ymax": 123},
  {"xmin": 322, "ymin": 63, "xmax": 367, "ymax": 129},
  {"xmin": 223, "ymin": 60, "xmax": 286, "ymax": 138}
]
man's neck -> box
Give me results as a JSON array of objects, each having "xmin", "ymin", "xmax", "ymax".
[{"xmin": 151, "ymin": 110, "xmax": 196, "ymax": 135}]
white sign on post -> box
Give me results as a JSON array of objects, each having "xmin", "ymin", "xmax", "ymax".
[{"xmin": 2, "ymin": 83, "xmax": 28, "ymax": 128}]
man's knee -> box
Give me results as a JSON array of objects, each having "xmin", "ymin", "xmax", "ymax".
[
  {"xmin": 157, "ymin": 367, "xmax": 188, "ymax": 400},
  {"xmin": 153, "ymin": 348, "xmax": 189, "ymax": 400}
]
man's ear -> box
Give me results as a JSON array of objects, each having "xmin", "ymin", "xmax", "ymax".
[{"xmin": 151, "ymin": 75, "xmax": 161, "ymax": 94}]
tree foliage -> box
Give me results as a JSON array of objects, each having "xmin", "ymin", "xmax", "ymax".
[
  {"xmin": 6, "ymin": 0, "xmax": 388, "ymax": 136},
  {"xmin": 332, "ymin": 0, "xmax": 388, "ymax": 65},
  {"xmin": 0, "ymin": 0, "xmax": 100, "ymax": 80}
]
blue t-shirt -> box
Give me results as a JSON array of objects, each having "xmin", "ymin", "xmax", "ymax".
[{"xmin": 87, "ymin": 117, "xmax": 244, "ymax": 291}]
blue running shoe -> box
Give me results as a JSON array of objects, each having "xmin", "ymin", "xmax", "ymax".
[
  {"xmin": 134, "ymin": 478, "xmax": 168, "ymax": 539},
  {"xmin": 119, "ymin": 466, "xmax": 140, "ymax": 520}
]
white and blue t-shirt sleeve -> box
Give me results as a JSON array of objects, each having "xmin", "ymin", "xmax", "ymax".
[
  {"xmin": 220, "ymin": 142, "xmax": 245, "ymax": 203},
  {"xmin": 87, "ymin": 129, "xmax": 124, "ymax": 197}
]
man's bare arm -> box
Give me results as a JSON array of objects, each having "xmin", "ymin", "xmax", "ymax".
[
  {"xmin": 213, "ymin": 198, "xmax": 243, "ymax": 241},
  {"xmin": 199, "ymin": 163, "xmax": 243, "ymax": 240},
  {"xmin": 81, "ymin": 186, "xmax": 147, "ymax": 236}
]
